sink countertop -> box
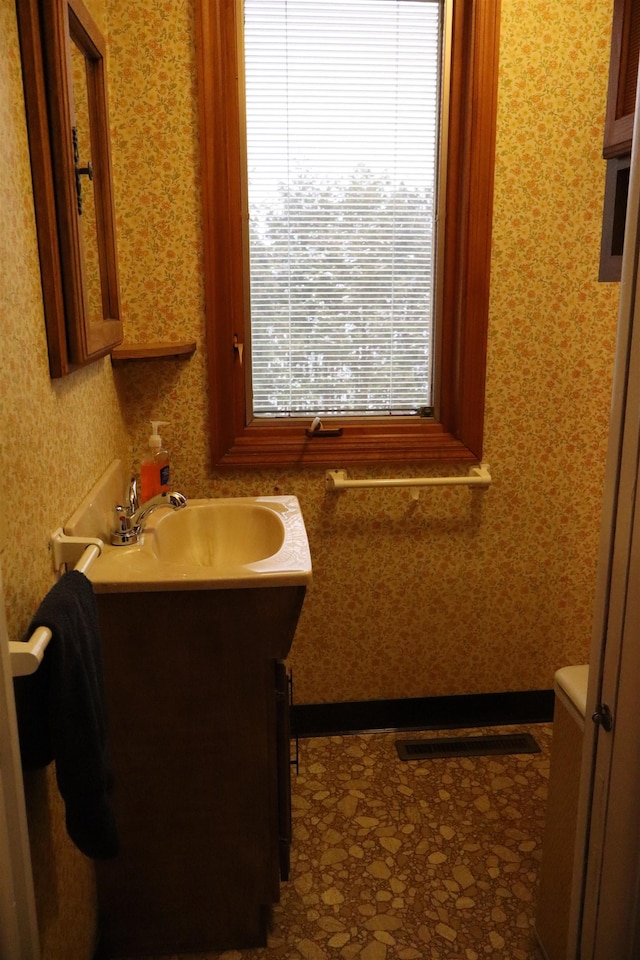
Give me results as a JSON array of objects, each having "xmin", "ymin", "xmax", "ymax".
[{"xmin": 87, "ymin": 496, "xmax": 313, "ymax": 593}]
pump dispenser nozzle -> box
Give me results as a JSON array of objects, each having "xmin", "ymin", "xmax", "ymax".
[{"xmin": 148, "ymin": 420, "xmax": 169, "ymax": 450}]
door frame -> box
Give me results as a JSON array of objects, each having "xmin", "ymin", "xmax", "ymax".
[
  {"xmin": 0, "ymin": 563, "xmax": 40, "ymax": 959},
  {"xmin": 568, "ymin": 77, "xmax": 640, "ymax": 960}
]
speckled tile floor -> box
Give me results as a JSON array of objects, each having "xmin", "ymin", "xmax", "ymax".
[{"xmin": 159, "ymin": 724, "xmax": 552, "ymax": 960}]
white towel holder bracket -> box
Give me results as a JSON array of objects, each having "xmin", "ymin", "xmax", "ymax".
[
  {"xmin": 9, "ymin": 531, "xmax": 104, "ymax": 677},
  {"xmin": 50, "ymin": 527, "xmax": 103, "ymax": 573}
]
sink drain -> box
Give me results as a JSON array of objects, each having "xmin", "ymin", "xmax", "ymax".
[{"xmin": 395, "ymin": 732, "xmax": 540, "ymax": 761}]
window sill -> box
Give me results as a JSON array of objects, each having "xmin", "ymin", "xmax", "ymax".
[{"xmin": 214, "ymin": 419, "xmax": 479, "ymax": 469}]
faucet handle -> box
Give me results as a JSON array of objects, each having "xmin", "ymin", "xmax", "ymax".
[
  {"xmin": 111, "ymin": 504, "xmax": 138, "ymax": 545},
  {"xmin": 127, "ymin": 477, "xmax": 139, "ymax": 516}
]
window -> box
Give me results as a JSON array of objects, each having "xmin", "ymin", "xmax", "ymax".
[
  {"xmin": 245, "ymin": 0, "xmax": 440, "ymax": 420},
  {"xmin": 196, "ymin": 0, "xmax": 500, "ymax": 468}
]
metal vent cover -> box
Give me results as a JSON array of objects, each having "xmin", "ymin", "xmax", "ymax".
[{"xmin": 395, "ymin": 732, "xmax": 540, "ymax": 761}]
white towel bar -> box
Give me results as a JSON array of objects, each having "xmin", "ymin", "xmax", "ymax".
[
  {"xmin": 10, "ymin": 538, "xmax": 102, "ymax": 678},
  {"xmin": 325, "ymin": 463, "xmax": 492, "ymax": 492}
]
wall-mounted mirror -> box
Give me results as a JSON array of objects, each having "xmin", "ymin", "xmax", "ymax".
[{"xmin": 17, "ymin": 0, "xmax": 122, "ymax": 378}]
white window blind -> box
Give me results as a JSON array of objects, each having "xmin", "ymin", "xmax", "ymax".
[{"xmin": 243, "ymin": 0, "xmax": 442, "ymax": 418}]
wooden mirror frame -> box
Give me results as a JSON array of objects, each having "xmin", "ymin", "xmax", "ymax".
[{"xmin": 17, "ymin": 0, "xmax": 122, "ymax": 378}]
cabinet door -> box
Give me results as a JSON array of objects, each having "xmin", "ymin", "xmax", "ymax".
[
  {"xmin": 599, "ymin": 153, "xmax": 631, "ymax": 281},
  {"xmin": 275, "ymin": 661, "xmax": 292, "ymax": 881},
  {"xmin": 604, "ymin": 0, "xmax": 640, "ymax": 158}
]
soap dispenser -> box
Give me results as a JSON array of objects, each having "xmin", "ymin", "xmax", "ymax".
[{"xmin": 140, "ymin": 420, "xmax": 170, "ymax": 503}]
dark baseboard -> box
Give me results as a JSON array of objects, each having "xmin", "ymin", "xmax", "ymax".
[{"xmin": 291, "ymin": 689, "xmax": 555, "ymax": 739}]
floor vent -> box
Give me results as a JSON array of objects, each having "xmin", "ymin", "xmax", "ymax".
[{"xmin": 395, "ymin": 732, "xmax": 540, "ymax": 761}]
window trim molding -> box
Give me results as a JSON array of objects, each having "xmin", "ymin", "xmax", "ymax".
[{"xmin": 195, "ymin": 0, "xmax": 501, "ymax": 469}]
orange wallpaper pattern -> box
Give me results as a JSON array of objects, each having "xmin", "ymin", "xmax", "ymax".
[
  {"xmin": 0, "ymin": 4, "xmax": 624, "ymax": 956},
  {"xmin": 1, "ymin": 1, "xmax": 126, "ymax": 955},
  {"xmin": 108, "ymin": 0, "xmax": 620, "ymax": 704},
  {"xmin": 0, "ymin": 0, "xmax": 127, "ymax": 652}
]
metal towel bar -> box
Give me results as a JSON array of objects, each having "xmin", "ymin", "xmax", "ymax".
[
  {"xmin": 9, "ymin": 533, "xmax": 102, "ymax": 678},
  {"xmin": 325, "ymin": 462, "xmax": 492, "ymax": 492}
]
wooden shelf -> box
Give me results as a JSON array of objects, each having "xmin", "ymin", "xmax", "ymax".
[{"xmin": 111, "ymin": 341, "xmax": 197, "ymax": 362}]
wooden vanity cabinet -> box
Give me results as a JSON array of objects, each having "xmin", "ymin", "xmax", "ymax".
[{"xmin": 94, "ymin": 585, "xmax": 304, "ymax": 957}]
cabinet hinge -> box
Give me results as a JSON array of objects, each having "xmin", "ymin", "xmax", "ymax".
[{"xmin": 592, "ymin": 703, "xmax": 613, "ymax": 732}]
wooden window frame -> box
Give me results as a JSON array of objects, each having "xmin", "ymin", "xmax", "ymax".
[{"xmin": 196, "ymin": 0, "xmax": 501, "ymax": 468}]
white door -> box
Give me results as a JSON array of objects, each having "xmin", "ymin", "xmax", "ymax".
[
  {"xmin": 0, "ymin": 564, "xmax": 40, "ymax": 959},
  {"xmin": 568, "ymin": 72, "xmax": 640, "ymax": 960}
]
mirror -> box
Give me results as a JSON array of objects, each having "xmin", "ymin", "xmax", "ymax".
[
  {"xmin": 70, "ymin": 35, "xmax": 103, "ymax": 328},
  {"xmin": 17, "ymin": 0, "xmax": 122, "ymax": 377}
]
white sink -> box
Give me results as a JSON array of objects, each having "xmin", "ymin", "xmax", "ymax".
[
  {"xmin": 150, "ymin": 499, "xmax": 286, "ymax": 567},
  {"xmin": 86, "ymin": 496, "xmax": 312, "ymax": 593}
]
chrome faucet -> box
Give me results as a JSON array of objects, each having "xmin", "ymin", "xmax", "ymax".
[{"xmin": 112, "ymin": 478, "xmax": 187, "ymax": 545}]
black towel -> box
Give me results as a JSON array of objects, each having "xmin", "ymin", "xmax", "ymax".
[{"xmin": 13, "ymin": 570, "xmax": 118, "ymax": 859}]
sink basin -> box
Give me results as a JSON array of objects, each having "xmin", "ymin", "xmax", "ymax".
[
  {"xmin": 150, "ymin": 500, "xmax": 285, "ymax": 567},
  {"xmin": 87, "ymin": 496, "xmax": 312, "ymax": 592}
]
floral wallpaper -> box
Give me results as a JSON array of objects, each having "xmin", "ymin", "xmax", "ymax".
[
  {"xmin": 2, "ymin": 0, "xmax": 616, "ymax": 703},
  {"xmin": 0, "ymin": 0, "xmax": 623, "ymax": 951},
  {"xmin": 107, "ymin": 0, "xmax": 620, "ymax": 706},
  {"xmin": 0, "ymin": 0, "xmax": 126, "ymax": 648},
  {"xmin": 1, "ymin": 0, "xmax": 127, "ymax": 955}
]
